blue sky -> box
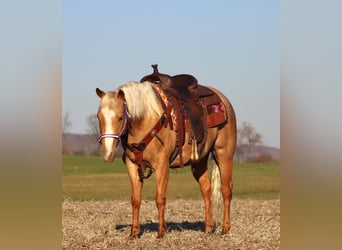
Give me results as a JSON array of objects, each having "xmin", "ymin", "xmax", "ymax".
[{"xmin": 63, "ymin": 0, "xmax": 279, "ymax": 148}]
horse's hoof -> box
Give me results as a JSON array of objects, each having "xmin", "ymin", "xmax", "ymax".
[
  {"xmin": 128, "ymin": 235, "xmax": 138, "ymax": 240},
  {"xmin": 157, "ymin": 232, "xmax": 165, "ymax": 239},
  {"xmin": 221, "ymin": 226, "xmax": 230, "ymax": 235},
  {"xmin": 205, "ymin": 226, "xmax": 213, "ymax": 234}
]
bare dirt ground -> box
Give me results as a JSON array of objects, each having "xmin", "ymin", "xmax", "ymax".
[{"xmin": 62, "ymin": 199, "xmax": 280, "ymax": 249}]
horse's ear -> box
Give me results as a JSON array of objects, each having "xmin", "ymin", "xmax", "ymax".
[
  {"xmin": 96, "ymin": 88, "xmax": 105, "ymax": 98},
  {"xmin": 117, "ymin": 89, "xmax": 125, "ymax": 100}
]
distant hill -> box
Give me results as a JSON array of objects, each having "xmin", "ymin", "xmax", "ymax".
[
  {"xmin": 249, "ymin": 145, "xmax": 280, "ymax": 160},
  {"xmin": 62, "ymin": 133, "xmax": 100, "ymax": 156},
  {"xmin": 63, "ymin": 133, "xmax": 280, "ymax": 162}
]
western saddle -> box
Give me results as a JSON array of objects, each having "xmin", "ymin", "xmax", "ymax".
[{"xmin": 140, "ymin": 64, "xmax": 227, "ymax": 166}]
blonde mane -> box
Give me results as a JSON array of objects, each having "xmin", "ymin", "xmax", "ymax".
[{"xmin": 118, "ymin": 81, "xmax": 163, "ymax": 120}]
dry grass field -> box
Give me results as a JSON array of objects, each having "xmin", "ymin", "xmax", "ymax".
[
  {"xmin": 62, "ymin": 198, "xmax": 280, "ymax": 249},
  {"xmin": 62, "ymin": 157, "xmax": 280, "ymax": 249}
]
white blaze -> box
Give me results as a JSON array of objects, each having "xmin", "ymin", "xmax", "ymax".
[{"xmin": 102, "ymin": 106, "xmax": 116, "ymax": 161}]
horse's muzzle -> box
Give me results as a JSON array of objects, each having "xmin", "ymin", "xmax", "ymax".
[{"xmin": 103, "ymin": 151, "xmax": 114, "ymax": 162}]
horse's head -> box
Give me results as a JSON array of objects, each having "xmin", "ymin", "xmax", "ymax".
[{"xmin": 96, "ymin": 88, "xmax": 131, "ymax": 162}]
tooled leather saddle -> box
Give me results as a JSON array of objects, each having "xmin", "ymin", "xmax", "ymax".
[{"xmin": 140, "ymin": 64, "xmax": 227, "ymax": 166}]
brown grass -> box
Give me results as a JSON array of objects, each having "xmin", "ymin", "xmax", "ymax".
[{"xmin": 62, "ymin": 198, "xmax": 280, "ymax": 249}]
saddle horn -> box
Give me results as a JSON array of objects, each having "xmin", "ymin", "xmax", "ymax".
[{"xmin": 152, "ymin": 64, "xmax": 159, "ymax": 74}]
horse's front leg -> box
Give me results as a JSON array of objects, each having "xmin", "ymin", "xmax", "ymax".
[
  {"xmin": 126, "ymin": 159, "xmax": 143, "ymax": 239},
  {"xmin": 154, "ymin": 164, "xmax": 170, "ymax": 238}
]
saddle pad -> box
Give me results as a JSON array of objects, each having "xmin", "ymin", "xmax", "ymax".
[{"xmin": 206, "ymin": 103, "xmax": 227, "ymax": 128}]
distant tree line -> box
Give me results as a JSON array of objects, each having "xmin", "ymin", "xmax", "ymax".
[
  {"xmin": 63, "ymin": 113, "xmax": 276, "ymax": 163},
  {"xmin": 62, "ymin": 113, "xmax": 101, "ymax": 156},
  {"xmin": 235, "ymin": 121, "xmax": 278, "ymax": 163}
]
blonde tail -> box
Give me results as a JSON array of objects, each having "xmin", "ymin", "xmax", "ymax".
[{"xmin": 211, "ymin": 158, "xmax": 223, "ymax": 228}]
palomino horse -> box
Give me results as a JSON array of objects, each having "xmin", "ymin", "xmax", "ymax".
[{"xmin": 96, "ymin": 81, "xmax": 236, "ymax": 238}]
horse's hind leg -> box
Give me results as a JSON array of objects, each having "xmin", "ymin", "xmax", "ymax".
[
  {"xmin": 191, "ymin": 154, "xmax": 213, "ymax": 234},
  {"xmin": 214, "ymin": 149, "xmax": 234, "ymax": 234}
]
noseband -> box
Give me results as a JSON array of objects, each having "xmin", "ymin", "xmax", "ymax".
[{"xmin": 97, "ymin": 102, "xmax": 131, "ymax": 144}]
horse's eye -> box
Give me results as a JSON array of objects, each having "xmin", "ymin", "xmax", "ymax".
[{"xmin": 118, "ymin": 116, "xmax": 124, "ymax": 121}]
